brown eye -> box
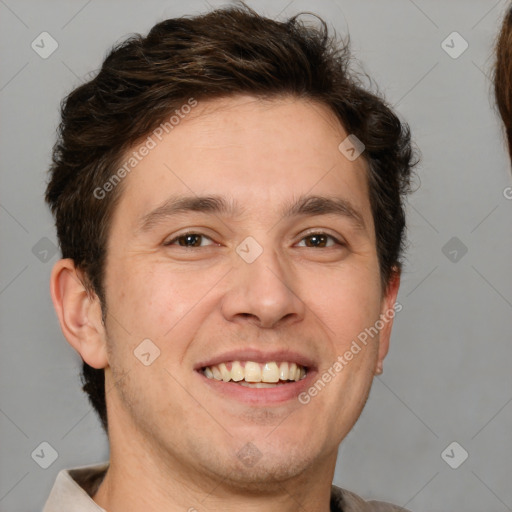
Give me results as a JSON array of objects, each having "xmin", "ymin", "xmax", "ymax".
[
  {"xmin": 298, "ymin": 233, "xmax": 342, "ymax": 248},
  {"xmin": 165, "ymin": 233, "xmax": 214, "ymax": 247}
]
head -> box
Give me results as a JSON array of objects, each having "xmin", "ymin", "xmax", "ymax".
[
  {"xmin": 46, "ymin": 4, "xmax": 416, "ymax": 488},
  {"xmin": 495, "ymin": 5, "xmax": 512, "ymax": 160}
]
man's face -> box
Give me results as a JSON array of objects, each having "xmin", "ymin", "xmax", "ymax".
[{"xmin": 100, "ymin": 94, "xmax": 397, "ymax": 489}]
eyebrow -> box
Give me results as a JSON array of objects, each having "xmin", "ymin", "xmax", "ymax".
[
  {"xmin": 137, "ymin": 195, "xmax": 243, "ymax": 233},
  {"xmin": 282, "ymin": 195, "xmax": 366, "ymax": 231},
  {"xmin": 137, "ymin": 194, "xmax": 366, "ymax": 233}
]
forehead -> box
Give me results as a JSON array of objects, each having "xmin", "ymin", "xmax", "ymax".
[{"xmin": 112, "ymin": 94, "xmax": 373, "ymax": 233}]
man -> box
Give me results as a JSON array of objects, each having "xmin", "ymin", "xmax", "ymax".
[{"xmin": 43, "ymin": 4, "xmax": 416, "ymax": 511}]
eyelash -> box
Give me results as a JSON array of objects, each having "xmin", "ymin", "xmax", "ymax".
[{"xmin": 163, "ymin": 231, "xmax": 345, "ymax": 248}]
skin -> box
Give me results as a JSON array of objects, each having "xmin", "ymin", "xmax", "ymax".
[{"xmin": 50, "ymin": 94, "xmax": 400, "ymax": 512}]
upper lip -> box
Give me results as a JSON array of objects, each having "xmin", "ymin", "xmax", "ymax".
[{"xmin": 194, "ymin": 348, "xmax": 317, "ymax": 371}]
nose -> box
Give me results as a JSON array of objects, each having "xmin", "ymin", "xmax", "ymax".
[{"xmin": 221, "ymin": 243, "xmax": 305, "ymax": 329}]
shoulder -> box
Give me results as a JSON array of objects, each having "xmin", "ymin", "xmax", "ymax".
[{"xmin": 331, "ymin": 484, "xmax": 412, "ymax": 512}]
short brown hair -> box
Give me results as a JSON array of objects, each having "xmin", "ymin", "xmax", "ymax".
[
  {"xmin": 45, "ymin": 4, "xmax": 416, "ymax": 433},
  {"xmin": 495, "ymin": 5, "xmax": 512, "ymax": 160}
]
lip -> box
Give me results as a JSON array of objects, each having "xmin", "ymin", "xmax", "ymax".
[
  {"xmin": 194, "ymin": 348, "xmax": 317, "ymax": 372},
  {"xmin": 196, "ymin": 366, "xmax": 318, "ymax": 405}
]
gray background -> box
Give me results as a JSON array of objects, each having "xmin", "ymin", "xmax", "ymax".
[{"xmin": 1, "ymin": 0, "xmax": 511, "ymax": 511}]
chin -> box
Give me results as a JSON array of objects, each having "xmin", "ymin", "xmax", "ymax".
[{"xmin": 215, "ymin": 455, "xmax": 314, "ymax": 494}]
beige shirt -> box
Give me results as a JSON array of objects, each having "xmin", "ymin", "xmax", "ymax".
[{"xmin": 42, "ymin": 462, "xmax": 410, "ymax": 512}]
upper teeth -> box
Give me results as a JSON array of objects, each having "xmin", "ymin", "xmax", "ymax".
[{"xmin": 203, "ymin": 361, "xmax": 306, "ymax": 383}]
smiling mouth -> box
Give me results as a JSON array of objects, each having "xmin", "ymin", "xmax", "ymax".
[{"xmin": 201, "ymin": 360, "xmax": 307, "ymax": 388}]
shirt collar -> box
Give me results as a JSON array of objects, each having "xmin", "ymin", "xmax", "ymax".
[{"xmin": 42, "ymin": 462, "xmax": 109, "ymax": 512}]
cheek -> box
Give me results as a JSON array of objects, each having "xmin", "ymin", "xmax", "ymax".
[
  {"xmin": 106, "ymin": 260, "xmax": 225, "ymax": 343},
  {"xmin": 301, "ymin": 262, "xmax": 382, "ymax": 341}
]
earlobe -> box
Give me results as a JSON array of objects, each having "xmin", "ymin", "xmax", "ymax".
[
  {"xmin": 375, "ymin": 268, "xmax": 401, "ymax": 374},
  {"xmin": 50, "ymin": 259, "xmax": 108, "ymax": 369}
]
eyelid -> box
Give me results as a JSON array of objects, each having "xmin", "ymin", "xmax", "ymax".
[
  {"xmin": 163, "ymin": 230, "xmax": 217, "ymax": 246},
  {"xmin": 295, "ymin": 230, "xmax": 346, "ymax": 247}
]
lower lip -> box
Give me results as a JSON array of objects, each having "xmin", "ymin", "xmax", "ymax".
[{"xmin": 196, "ymin": 369, "xmax": 317, "ymax": 405}]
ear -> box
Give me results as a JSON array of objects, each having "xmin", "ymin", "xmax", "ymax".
[
  {"xmin": 375, "ymin": 268, "xmax": 401, "ymax": 373},
  {"xmin": 49, "ymin": 258, "xmax": 109, "ymax": 369}
]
